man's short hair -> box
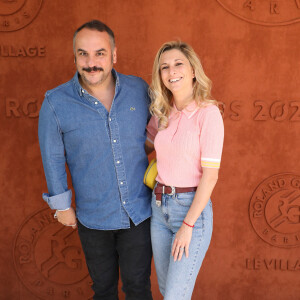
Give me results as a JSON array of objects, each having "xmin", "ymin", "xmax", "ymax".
[{"xmin": 73, "ymin": 20, "xmax": 115, "ymax": 50}]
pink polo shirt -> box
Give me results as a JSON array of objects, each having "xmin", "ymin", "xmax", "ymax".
[{"xmin": 147, "ymin": 101, "xmax": 224, "ymax": 187}]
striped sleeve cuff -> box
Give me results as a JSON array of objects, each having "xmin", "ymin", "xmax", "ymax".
[
  {"xmin": 146, "ymin": 136, "xmax": 154, "ymax": 144},
  {"xmin": 201, "ymin": 157, "xmax": 221, "ymax": 169}
]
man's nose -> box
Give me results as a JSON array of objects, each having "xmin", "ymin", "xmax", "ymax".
[{"xmin": 86, "ymin": 55, "xmax": 97, "ymax": 67}]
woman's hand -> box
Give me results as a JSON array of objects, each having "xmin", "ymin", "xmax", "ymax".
[
  {"xmin": 171, "ymin": 167, "xmax": 219, "ymax": 262},
  {"xmin": 171, "ymin": 224, "xmax": 193, "ymax": 261}
]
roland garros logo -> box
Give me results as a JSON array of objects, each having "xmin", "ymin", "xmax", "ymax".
[
  {"xmin": 249, "ymin": 173, "xmax": 300, "ymax": 248},
  {"xmin": 13, "ymin": 208, "xmax": 93, "ymax": 299},
  {"xmin": 216, "ymin": 0, "xmax": 300, "ymax": 26},
  {"xmin": 0, "ymin": 0, "xmax": 43, "ymax": 32}
]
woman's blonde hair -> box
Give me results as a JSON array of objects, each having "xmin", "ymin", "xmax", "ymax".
[{"xmin": 149, "ymin": 41, "xmax": 219, "ymax": 129}]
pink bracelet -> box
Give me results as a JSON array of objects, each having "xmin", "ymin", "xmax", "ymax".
[{"xmin": 183, "ymin": 221, "xmax": 194, "ymax": 228}]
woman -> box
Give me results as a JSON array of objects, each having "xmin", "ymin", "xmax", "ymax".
[{"xmin": 145, "ymin": 41, "xmax": 224, "ymax": 300}]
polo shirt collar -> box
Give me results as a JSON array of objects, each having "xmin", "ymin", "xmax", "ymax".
[{"xmin": 170, "ymin": 100, "xmax": 199, "ymax": 119}]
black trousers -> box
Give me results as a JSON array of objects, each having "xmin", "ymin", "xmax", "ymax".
[{"xmin": 78, "ymin": 218, "xmax": 153, "ymax": 300}]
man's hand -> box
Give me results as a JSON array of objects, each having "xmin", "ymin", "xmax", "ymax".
[{"xmin": 55, "ymin": 207, "xmax": 77, "ymax": 229}]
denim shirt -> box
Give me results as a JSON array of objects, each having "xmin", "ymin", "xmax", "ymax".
[{"xmin": 38, "ymin": 70, "xmax": 152, "ymax": 230}]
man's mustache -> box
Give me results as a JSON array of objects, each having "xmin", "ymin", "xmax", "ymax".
[{"xmin": 82, "ymin": 66, "xmax": 104, "ymax": 72}]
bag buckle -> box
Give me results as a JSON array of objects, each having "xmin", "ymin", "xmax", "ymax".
[{"xmin": 155, "ymin": 200, "xmax": 161, "ymax": 207}]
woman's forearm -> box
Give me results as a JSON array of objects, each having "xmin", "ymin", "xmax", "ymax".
[{"xmin": 183, "ymin": 168, "xmax": 219, "ymax": 226}]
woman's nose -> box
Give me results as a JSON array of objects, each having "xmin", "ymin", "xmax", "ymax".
[{"xmin": 169, "ymin": 66, "xmax": 176, "ymax": 75}]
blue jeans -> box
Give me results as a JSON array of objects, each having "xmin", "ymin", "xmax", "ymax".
[
  {"xmin": 151, "ymin": 191, "xmax": 213, "ymax": 300},
  {"xmin": 78, "ymin": 219, "xmax": 153, "ymax": 300}
]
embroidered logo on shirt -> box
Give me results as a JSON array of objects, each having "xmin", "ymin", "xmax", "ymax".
[{"xmin": 130, "ymin": 107, "xmax": 136, "ymax": 111}]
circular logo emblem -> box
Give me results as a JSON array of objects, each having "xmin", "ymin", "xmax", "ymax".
[
  {"xmin": 216, "ymin": 0, "xmax": 300, "ymax": 26},
  {"xmin": 0, "ymin": 0, "xmax": 43, "ymax": 32},
  {"xmin": 249, "ymin": 173, "xmax": 300, "ymax": 248},
  {"xmin": 13, "ymin": 208, "xmax": 93, "ymax": 299}
]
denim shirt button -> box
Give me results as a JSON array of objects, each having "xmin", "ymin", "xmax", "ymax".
[
  {"xmin": 94, "ymin": 102, "xmax": 98, "ymax": 105},
  {"xmin": 120, "ymin": 181, "xmax": 123, "ymax": 185},
  {"xmin": 116, "ymin": 160, "xmax": 120, "ymax": 164},
  {"xmin": 113, "ymin": 139, "xmax": 117, "ymax": 143},
  {"xmin": 109, "ymin": 118, "xmax": 112, "ymax": 121},
  {"xmin": 123, "ymin": 201, "xmax": 126, "ymax": 204}
]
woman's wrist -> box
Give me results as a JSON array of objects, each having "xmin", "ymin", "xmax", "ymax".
[{"xmin": 183, "ymin": 220, "xmax": 194, "ymax": 228}]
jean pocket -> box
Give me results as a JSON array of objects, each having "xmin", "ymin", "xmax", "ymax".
[{"xmin": 174, "ymin": 192, "xmax": 195, "ymax": 207}]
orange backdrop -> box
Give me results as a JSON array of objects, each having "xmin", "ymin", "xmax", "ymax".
[{"xmin": 1, "ymin": 0, "xmax": 300, "ymax": 299}]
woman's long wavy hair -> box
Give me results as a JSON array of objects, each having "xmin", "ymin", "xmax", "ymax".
[{"xmin": 149, "ymin": 41, "xmax": 219, "ymax": 129}]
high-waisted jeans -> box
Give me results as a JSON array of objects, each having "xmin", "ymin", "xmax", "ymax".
[{"xmin": 151, "ymin": 191, "xmax": 213, "ymax": 300}]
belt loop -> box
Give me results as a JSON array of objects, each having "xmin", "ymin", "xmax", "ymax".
[{"xmin": 162, "ymin": 185, "xmax": 165, "ymax": 194}]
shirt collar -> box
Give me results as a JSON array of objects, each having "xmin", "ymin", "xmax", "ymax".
[
  {"xmin": 72, "ymin": 68, "xmax": 120, "ymax": 97},
  {"xmin": 169, "ymin": 101, "xmax": 199, "ymax": 119}
]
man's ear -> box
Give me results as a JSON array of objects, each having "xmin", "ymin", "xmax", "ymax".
[{"xmin": 113, "ymin": 47, "xmax": 117, "ymax": 64}]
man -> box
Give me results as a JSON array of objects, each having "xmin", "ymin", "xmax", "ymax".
[{"xmin": 38, "ymin": 20, "xmax": 152, "ymax": 300}]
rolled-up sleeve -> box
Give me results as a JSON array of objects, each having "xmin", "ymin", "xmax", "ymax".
[
  {"xmin": 38, "ymin": 95, "xmax": 71, "ymax": 210},
  {"xmin": 42, "ymin": 190, "xmax": 72, "ymax": 210}
]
